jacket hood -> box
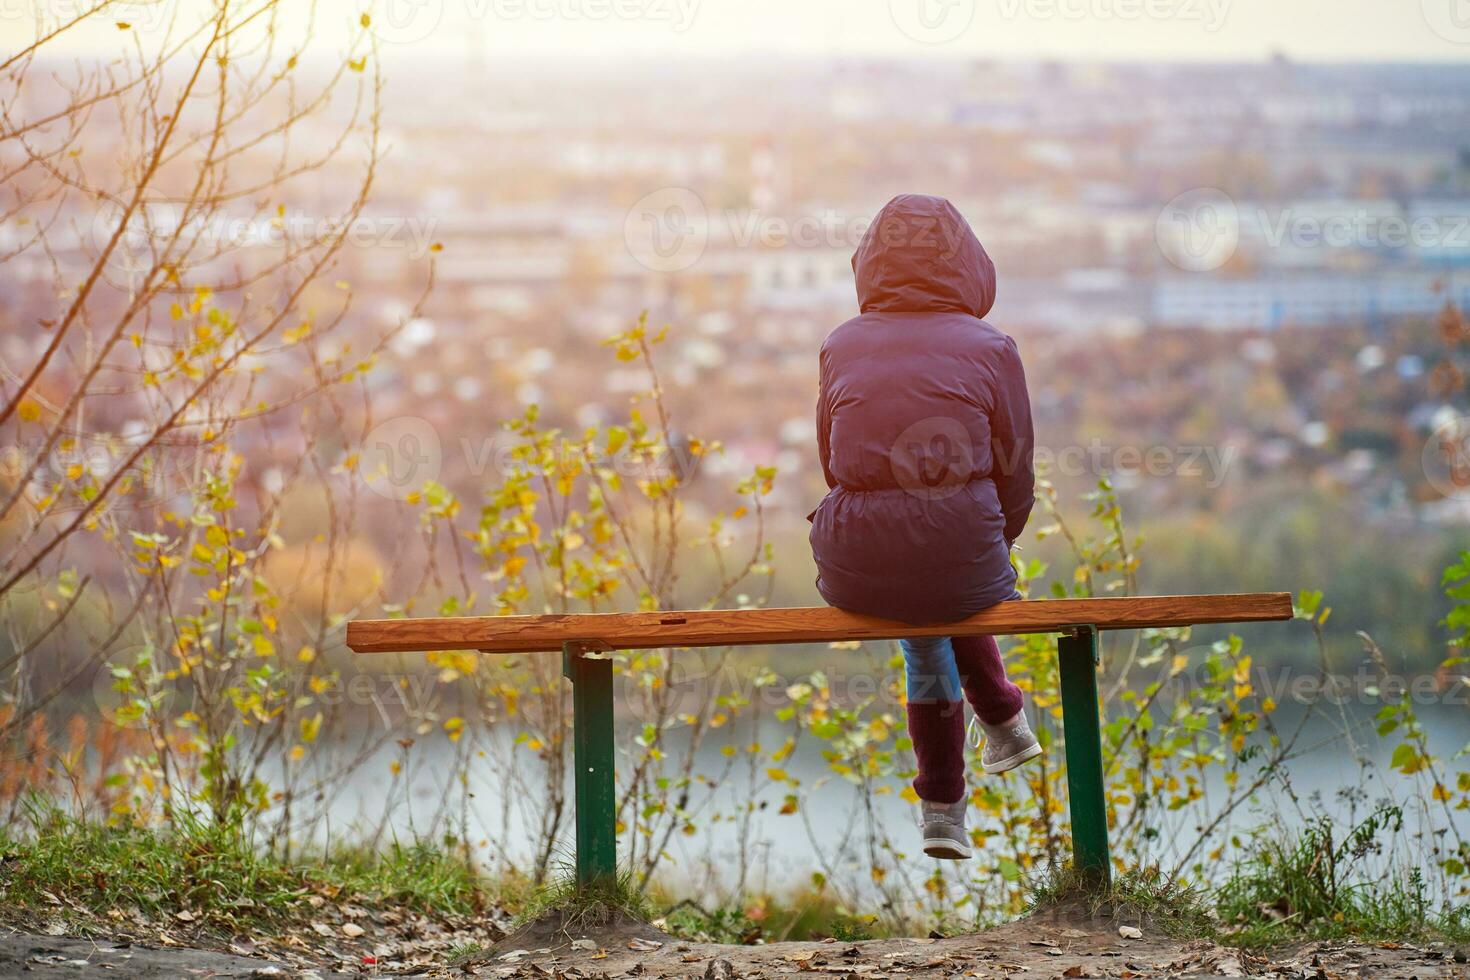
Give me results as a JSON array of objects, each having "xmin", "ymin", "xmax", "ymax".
[{"xmin": 852, "ymin": 194, "xmax": 996, "ymax": 318}]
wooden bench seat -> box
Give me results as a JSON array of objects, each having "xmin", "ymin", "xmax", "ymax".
[
  {"xmin": 347, "ymin": 593, "xmax": 1292, "ymax": 655},
  {"xmin": 348, "ymin": 592, "xmax": 1293, "ymax": 888}
]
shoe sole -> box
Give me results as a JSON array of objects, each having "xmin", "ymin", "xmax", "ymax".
[
  {"xmin": 982, "ymin": 742, "xmax": 1044, "ymax": 775},
  {"xmin": 923, "ymin": 838, "xmax": 972, "ymax": 860}
]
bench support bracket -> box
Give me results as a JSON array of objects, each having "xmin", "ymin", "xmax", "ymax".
[
  {"xmin": 563, "ymin": 641, "xmax": 617, "ymax": 887},
  {"xmin": 1058, "ymin": 626, "xmax": 1111, "ymax": 885}
]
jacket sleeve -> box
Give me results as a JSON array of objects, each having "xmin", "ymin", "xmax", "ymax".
[
  {"xmin": 816, "ymin": 351, "xmax": 837, "ymax": 491},
  {"xmin": 991, "ymin": 338, "xmax": 1035, "ymax": 546}
]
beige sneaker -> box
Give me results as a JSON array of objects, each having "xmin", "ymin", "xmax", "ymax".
[
  {"xmin": 920, "ymin": 799, "xmax": 971, "ymax": 860},
  {"xmin": 969, "ymin": 711, "xmax": 1043, "ymax": 774}
]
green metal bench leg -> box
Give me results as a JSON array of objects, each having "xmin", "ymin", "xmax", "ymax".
[
  {"xmin": 1058, "ymin": 626, "xmax": 1111, "ymax": 885},
  {"xmin": 563, "ymin": 641, "xmax": 616, "ymax": 887}
]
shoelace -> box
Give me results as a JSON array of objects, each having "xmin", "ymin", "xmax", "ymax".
[{"xmin": 969, "ymin": 717, "xmax": 1029, "ymax": 751}]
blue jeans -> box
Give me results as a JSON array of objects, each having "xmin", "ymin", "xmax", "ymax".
[
  {"xmin": 901, "ymin": 633, "xmax": 1024, "ymax": 722},
  {"xmin": 900, "ymin": 636, "xmax": 963, "ymax": 703}
]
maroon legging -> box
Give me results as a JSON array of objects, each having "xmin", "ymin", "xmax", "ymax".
[
  {"xmin": 907, "ymin": 634, "xmax": 1024, "ymax": 803},
  {"xmin": 952, "ymin": 633, "xmax": 1024, "ymax": 725}
]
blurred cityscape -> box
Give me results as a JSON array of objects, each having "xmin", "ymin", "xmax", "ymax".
[{"xmin": 363, "ymin": 59, "xmax": 1470, "ymax": 520}]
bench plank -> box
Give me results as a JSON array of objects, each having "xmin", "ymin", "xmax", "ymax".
[{"xmin": 347, "ymin": 593, "xmax": 1293, "ymax": 654}]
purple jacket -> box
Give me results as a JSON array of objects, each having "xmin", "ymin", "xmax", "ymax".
[{"xmin": 808, "ymin": 195, "xmax": 1035, "ymax": 625}]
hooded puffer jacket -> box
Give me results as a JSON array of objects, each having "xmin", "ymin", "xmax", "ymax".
[{"xmin": 808, "ymin": 194, "xmax": 1034, "ymax": 625}]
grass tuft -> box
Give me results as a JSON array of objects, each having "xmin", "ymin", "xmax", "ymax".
[
  {"xmin": 1215, "ymin": 807, "xmax": 1469, "ymax": 947},
  {"xmin": 659, "ymin": 887, "xmax": 879, "ymax": 944},
  {"xmin": 1026, "ymin": 864, "xmax": 1214, "ymax": 939},
  {"xmin": 512, "ymin": 863, "xmax": 656, "ymax": 935},
  {"xmin": 0, "ymin": 802, "xmax": 484, "ymax": 933}
]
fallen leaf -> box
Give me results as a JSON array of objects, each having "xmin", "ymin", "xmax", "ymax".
[
  {"xmin": 627, "ymin": 937, "xmax": 663, "ymax": 951},
  {"xmin": 1118, "ymin": 925, "xmax": 1143, "ymax": 940},
  {"xmin": 571, "ymin": 939, "xmax": 597, "ymax": 951},
  {"xmin": 341, "ymin": 923, "xmax": 365, "ymax": 938}
]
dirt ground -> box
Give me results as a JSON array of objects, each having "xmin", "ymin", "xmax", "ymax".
[
  {"xmin": 460, "ymin": 906, "xmax": 1468, "ymax": 980},
  {"xmin": 5, "ymin": 908, "xmax": 1466, "ymax": 980}
]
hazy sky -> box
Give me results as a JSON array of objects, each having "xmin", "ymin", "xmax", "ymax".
[{"xmin": 10, "ymin": 0, "xmax": 1470, "ymax": 62}]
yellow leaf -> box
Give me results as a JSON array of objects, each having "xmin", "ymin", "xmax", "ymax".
[
  {"xmin": 17, "ymin": 400, "xmax": 40, "ymax": 423},
  {"xmin": 300, "ymin": 712, "xmax": 323, "ymax": 743}
]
